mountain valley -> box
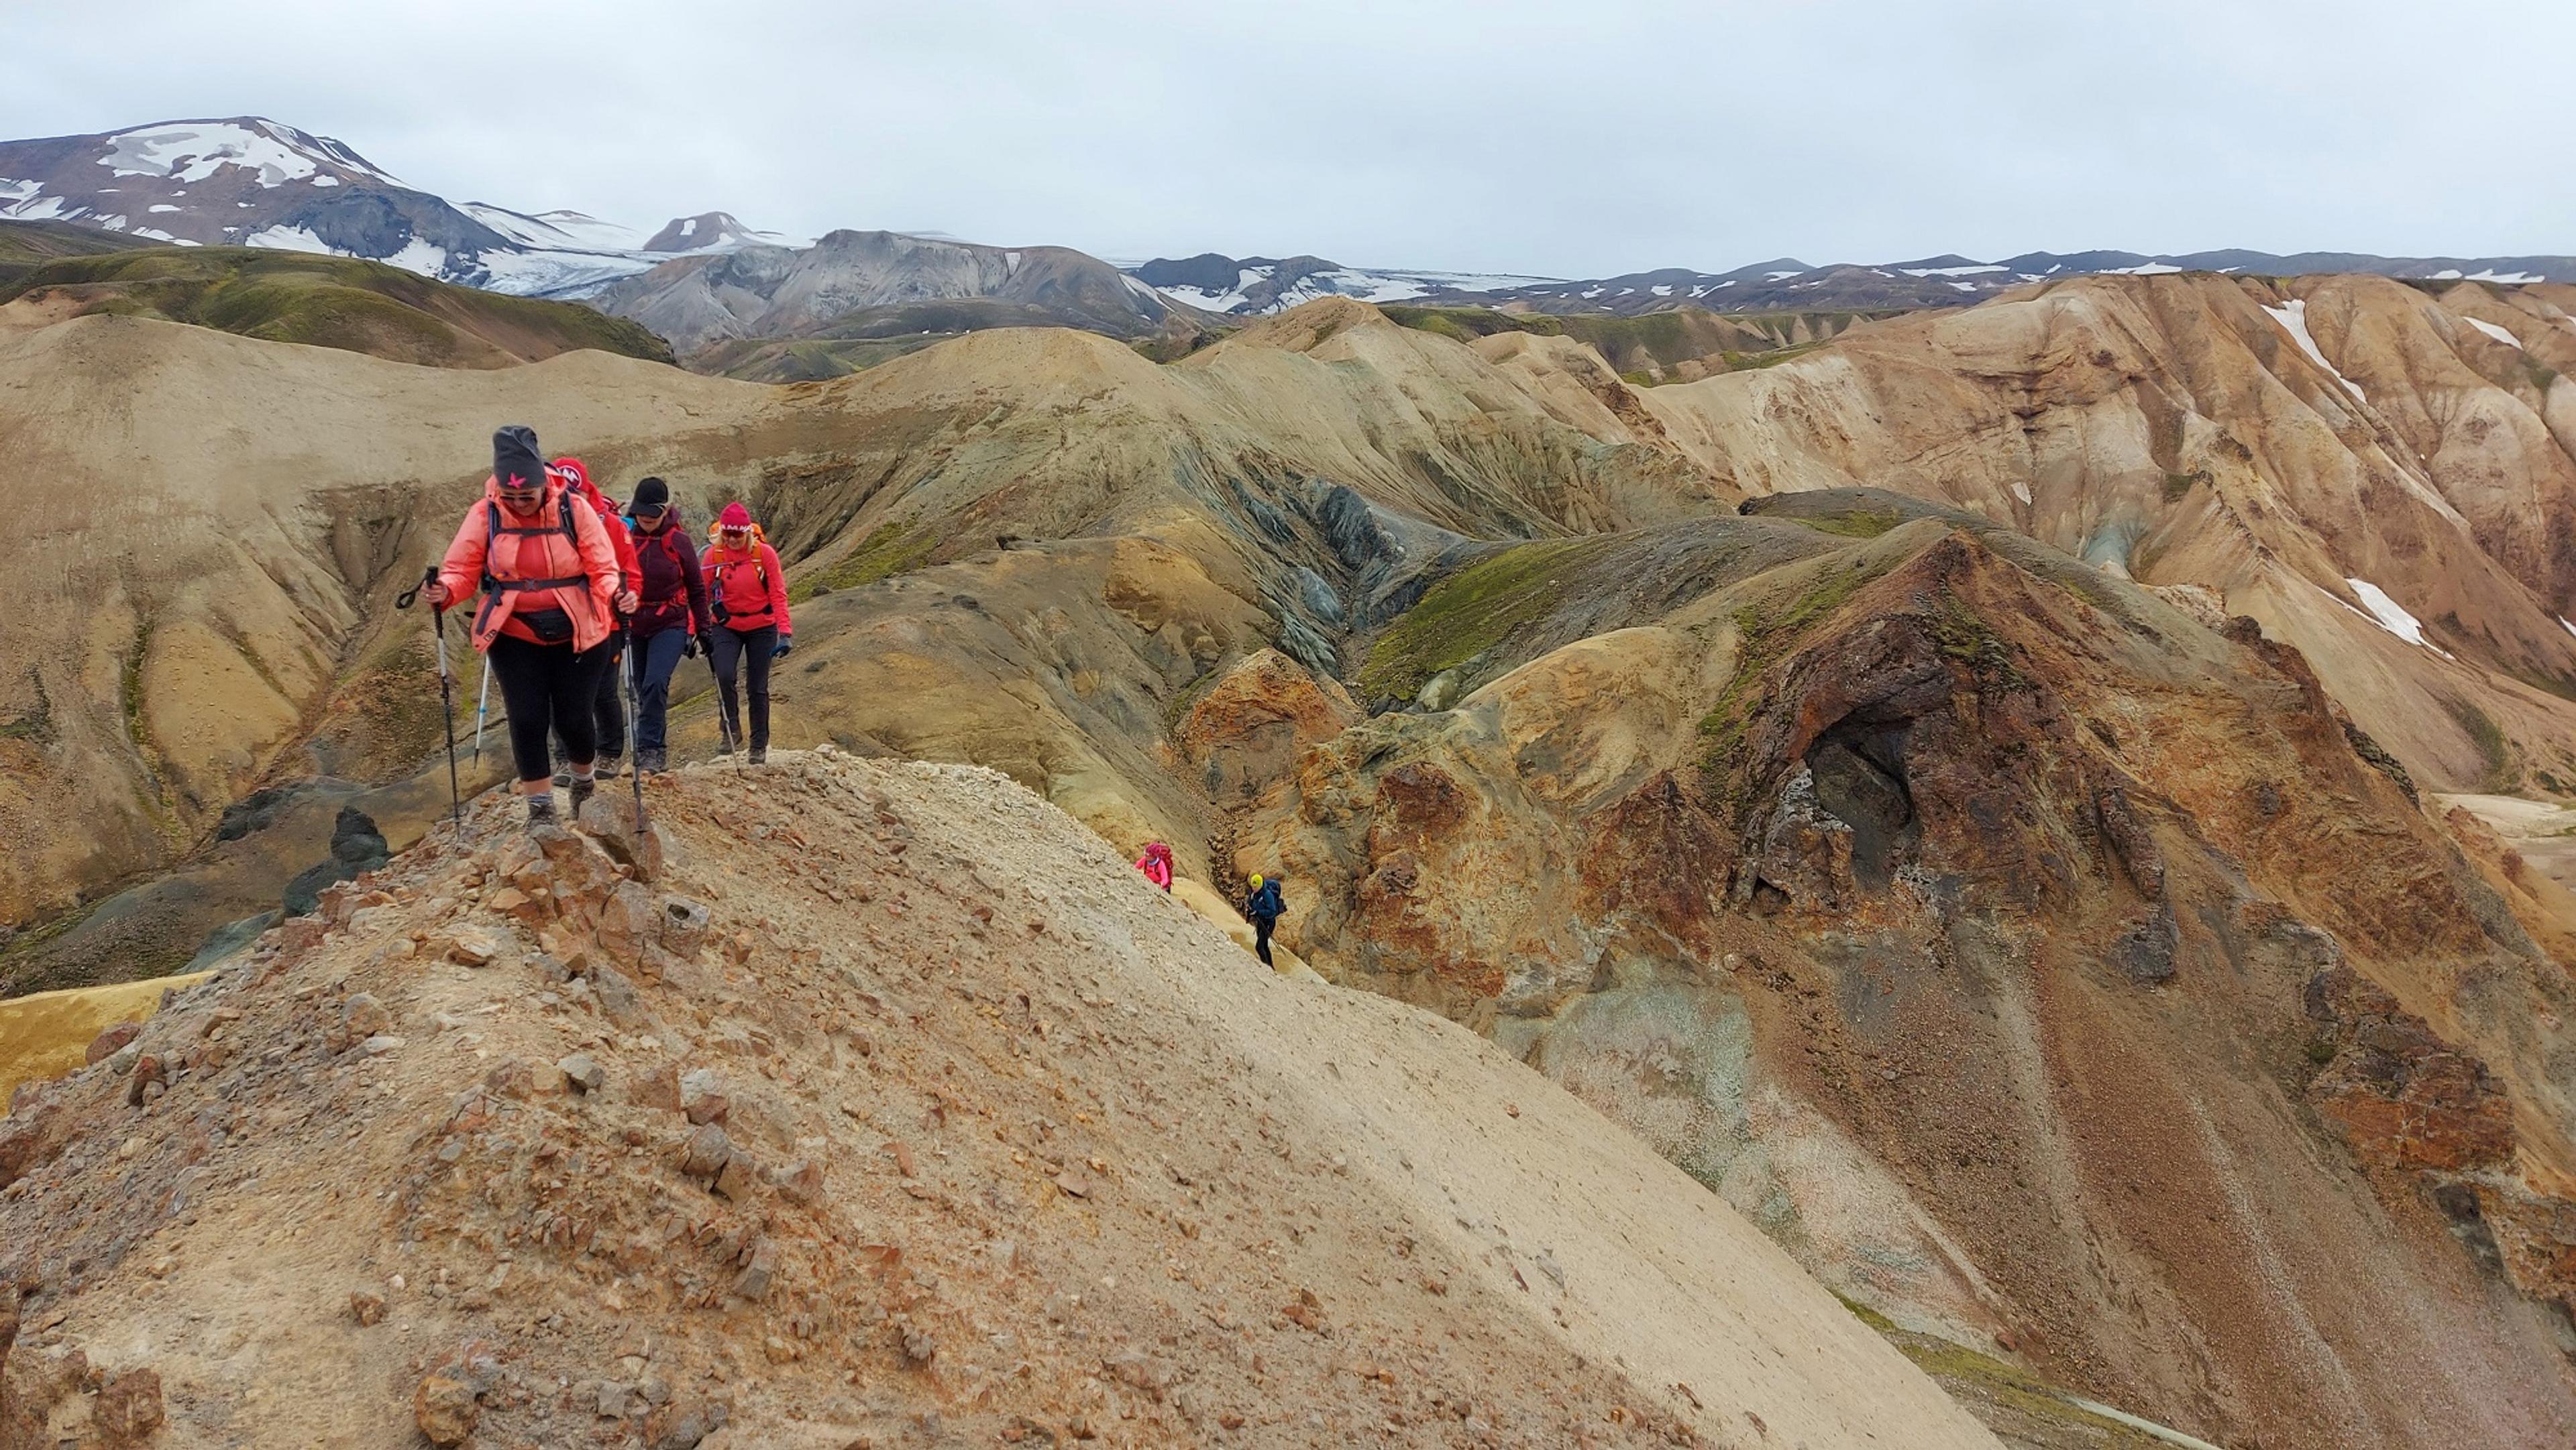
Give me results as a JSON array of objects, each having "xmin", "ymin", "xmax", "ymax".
[{"xmin": 10, "ymin": 112, "xmax": 2576, "ymax": 1450}]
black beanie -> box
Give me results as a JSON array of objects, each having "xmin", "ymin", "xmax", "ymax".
[
  {"xmin": 492, "ymin": 425, "xmax": 545, "ymax": 491},
  {"xmin": 631, "ymin": 476, "xmax": 671, "ymax": 512}
]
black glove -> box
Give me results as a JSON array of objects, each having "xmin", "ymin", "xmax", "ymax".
[
  {"xmin": 772, "ymin": 639, "xmax": 793, "ymax": 660},
  {"xmin": 682, "ymin": 636, "xmax": 700, "ymax": 661}
]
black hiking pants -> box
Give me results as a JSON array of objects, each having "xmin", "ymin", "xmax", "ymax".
[
  {"xmin": 1251, "ymin": 915, "xmax": 1276, "ymax": 966},
  {"xmin": 709, "ymin": 624, "xmax": 777, "ymax": 751},
  {"xmin": 629, "ymin": 626, "xmax": 690, "ymax": 759},
  {"xmin": 488, "ymin": 634, "xmax": 616, "ymax": 785},
  {"xmin": 554, "ymin": 636, "xmax": 625, "ymax": 764}
]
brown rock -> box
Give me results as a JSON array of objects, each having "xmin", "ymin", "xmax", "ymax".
[
  {"xmin": 679, "ymin": 1123, "xmax": 732, "ymax": 1179},
  {"xmin": 95, "ymin": 1366, "xmax": 163, "ymax": 1443},
  {"xmin": 900, "ymin": 1321, "xmax": 936, "ymax": 1366},
  {"xmin": 771, "ymin": 1158, "xmax": 824, "ymax": 1207},
  {"xmin": 84, "ymin": 1021, "xmax": 142, "ymax": 1066},
  {"xmin": 413, "ymin": 1370, "xmax": 478, "ymax": 1446},
  {"xmin": 341, "ymin": 992, "xmax": 392, "ymax": 1043},
  {"xmin": 731, "ymin": 1239, "xmax": 777, "ymax": 1300},
  {"xmin": 349, "ymin": 1290, "xmax": 386, "ymax": 1326},
  {"xmin": 579, "ymin": 793, "xmax": 669, "ymax": 883},
  {"xmin": 558, "ymin": 1054, "xmax": 607, "ymax": 1095},
  {"xmin": 483, "ymin": 1058, "xmax": 542, "ymax": 1101},
  {"xmin": 657, "ymin": 895, "xmax": 712, "ymax": 957},
  {"xmin": 0, "ymin": 1302, "xmax": 30, "ymax": 1445},
  {"xmin": 0, "ymin": 1102, "xmax": 68, "ymax": 1189},
  {"xmin": 124, "ymin": 1053, "xmax": 167, "ymax": 1107},
  {"xmin": 1105, "ymin": 1348, "xmax": 1179, "ymax": 1400},
  {"xmin": 679, "ymin": 1068, "xmax": 729, "ymax": 1125},
  {"xmin": 643, "ymin": 1399, "xmax": 726, "ymax": 1450},
  {"xmin": 445, "ymin": 928, "xmax": 504, "ymax": 967},
  {"xmin": 591, "ymin": 962, "xmax": 649, "ymax": 1029},
  {"xmin": 597, "ymin": 881, "xmax": 660, "ymax": 966}
]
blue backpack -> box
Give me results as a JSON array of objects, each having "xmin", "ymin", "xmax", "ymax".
[{"xmin": 1247, "ymin": 879, "xmax": 1285, "ymax": 921}]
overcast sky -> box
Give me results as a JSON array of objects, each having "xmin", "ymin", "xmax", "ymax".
[{"xmin": 6, "ymin": 0, "xmax": 2569, "ymax": 277}]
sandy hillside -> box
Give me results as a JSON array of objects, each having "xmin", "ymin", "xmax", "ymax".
[
  {"xmin": 1638, "ymin": 273, "xmax": 2576, "ymax": 794},
  {"xmin": 0, "ymin": 750, "xmax": 1996, "ymax": 1449}
]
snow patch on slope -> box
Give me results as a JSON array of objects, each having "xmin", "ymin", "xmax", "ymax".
[
  {"xmin": 2463, "ymin": 317, "xmax": 2525, "ymax": 350},
  {"xmin": 244, "ymin": 224, "xmax": 334, "ymax": 255},
  {"xmin": 383, "ymin": 237, "xmax": 449, "ymax": 277},
  {"xmin": 99, "ymin": 121, "xmax": 388, "ymax": 187},
  {"xmin": 2345, "ymin": 577, "xmax": 2452, "ymax": 657},
  {"xmin": 2262, "ymin": 299, "xmax": 2367, "ymax": 404}
]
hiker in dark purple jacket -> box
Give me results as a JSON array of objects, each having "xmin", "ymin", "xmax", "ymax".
[{"xmin": 619, "ymin": 477, "xmax": 715, "ymax": 773}]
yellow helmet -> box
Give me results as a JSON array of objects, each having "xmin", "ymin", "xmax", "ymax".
[{"xmin": 1250, "ymin": 873, "xmax": 1265, "ymax": 889}]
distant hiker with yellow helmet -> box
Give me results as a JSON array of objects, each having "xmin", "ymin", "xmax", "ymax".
[{"xmin": 1242, "ymin": 871, "xmax": 1285, "ymax": 966}]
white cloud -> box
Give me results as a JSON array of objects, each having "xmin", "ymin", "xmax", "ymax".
[{"xmin": 4, "ymin": 0, "xmax": 2574, "ymax": 277}]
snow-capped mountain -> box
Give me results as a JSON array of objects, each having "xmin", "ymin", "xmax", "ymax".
[
  {"xmin": 1129, "ymin": 254, "xmax": 1559, "ymax": 314},
  {"xmin": 0, "ymin": 118, "xmax": 800, "ymax": 298},
  {"xmin": 1130, "ymin": 248, "xmax": 2576, "ymax": 318}
]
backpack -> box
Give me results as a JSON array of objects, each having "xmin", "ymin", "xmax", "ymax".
[
  {"xmin": 477, "ymin": 495, "xmax": 584, "ymax": 643},
  {"xmin": 706, "ymin": 520, "xmax": 773, "ymax": 617},
  {"xmin": 631, "ymin": 512, "xmax": 692, "ymax": 569},
  {"xmin": 1247, "ymin": 879, "xmax": 1284, "ymax": 921}
]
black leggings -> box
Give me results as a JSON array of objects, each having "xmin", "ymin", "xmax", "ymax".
[
  {"xmin": 553, "ymin": 638, "xmax": 625, "ymax": 763},
  {"xmin": 1252, "ymin": 916, "xmax": 1275, "ymax": 966},
  {"xmin": 488, "ymin": 633, "xmax": 616, "ymax": 784},
  {"xmin": 708, "ymin": 624, "xmax": 777, "ymax": 751}
]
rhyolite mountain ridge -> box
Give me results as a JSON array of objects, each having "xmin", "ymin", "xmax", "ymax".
[
  {"xmin": 12, "ymin": 246, "xmax": 2576, "ymax": 1445},
  {"xmin": 14, "ymin": 115, "xmax": 2576, "ymax": 361}
]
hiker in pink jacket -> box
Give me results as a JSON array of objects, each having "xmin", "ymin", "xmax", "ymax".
[
  {"xmin": 417, "ymin": 425, "xmax": 631, "ymax": 824},
  {"xmin": 1135, "ymin": 842, "xmax": 1175, "ymax": 892}
]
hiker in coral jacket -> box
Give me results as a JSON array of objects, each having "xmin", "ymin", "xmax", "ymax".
[
  {"xmin": 1136, "ymin": 842, "xmax": 1175, "ymax": 892},
  {"xmin": 418, "ymin": 426, "xmax": 633, "ymax": 824},
  {"xmin": 549, "ymin": 456, "xmax": 645, "ymax": 781},
  {"xmin": 620, "ymin": 476, "xmax": 714, "ymax": 774},
  {"xmin": 702, "ymin": 500, "xmax": 792, "ymax": 765}
]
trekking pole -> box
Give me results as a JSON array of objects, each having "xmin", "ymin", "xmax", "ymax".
[
  {"xmin": 710, "ymin": 651, "xmax": 744, "ymax": 777},
  {"xmin": 621, "ymin": 622, "xmax": 649, "ymax": 834},
  {"xmin": 472, "ymin": 658, "xmax": 492, "ymax": 763},
  {"xmin": 396, "ymin": 565, "xmax": 466, "ymax": 834}
]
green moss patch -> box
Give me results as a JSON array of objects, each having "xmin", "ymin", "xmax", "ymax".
[
  {"xmin": 0, "ymin": 247, "xmax": 672, "ymax": 366},
  {"xmin": 791, "ymin": 520, "xmax": 939, "ymax": 602},
  {"xmin": 2441, "ymin": 693, "xmax": 2515, "ymax": 792},
  {"xmin": 1695, "ymin": 559, "xmax": 1891, "ymax": 816},
  {"xmin": 1356, "ymin": 538, "xmax": 1605, "ymax": 702},
  {"xmin": 1790, "ymin": 508, "xmax": 1902, "ymax": 539}
]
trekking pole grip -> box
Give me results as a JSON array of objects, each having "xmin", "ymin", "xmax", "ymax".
[{"xmin": 396, "ymin": 564, "xmax": 440, "ymax": 612}]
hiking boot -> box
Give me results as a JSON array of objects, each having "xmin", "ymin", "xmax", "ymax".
[
  {"xmin": 568, "ymin": 778, "xmax": 596, "ymax": 815},
  {"xmin": 596, "ymin": 753, "xmax": 623, "ymax": 779},
  {"xmin": 525, "ymin": 794, "xmax": 558, "ymax": 827},
  {"xmin": 747, "ymin": 746, "xmax": 768, "ymax": 766},
  {"xmin": 551, "ymin": 766, "xmax": 574, "ymax": 787},
  {"xmin": 636, "ymin": 747, "xmax": 667, "ymax": 775},
  {"xmin": 715, "ymin": 737, "xmax": 735, "ymax": 757}
]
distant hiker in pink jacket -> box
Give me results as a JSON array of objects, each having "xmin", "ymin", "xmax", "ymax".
[{"xmin": 1136, "ymin": 841, "xmax": 1175, "ymax": 892}]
